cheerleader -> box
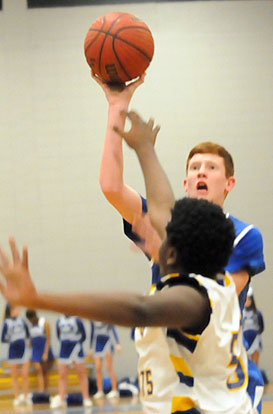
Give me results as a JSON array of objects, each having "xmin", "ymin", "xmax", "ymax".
[
  {"xmin": 1, "ymin": 303, "xmax": 31, "ymax": 407},
  {"xmin": 90, "ymin": 322, "xmax": 121, "ymax": 399},
  {"xmin": 50, "ymin": 315, "xmax": 92, "ymax": 409},
  {"xmin": 26, "ymin": 309, "xmax": 54, "ymax": 392},
  {"xmin": 243, "ymin": 287, "xmax": 264, "ymax": 366}
]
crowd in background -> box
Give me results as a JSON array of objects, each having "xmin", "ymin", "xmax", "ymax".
[{"xmin": 1, "ymin": 305, "xmax": 123, "ymax": 409}]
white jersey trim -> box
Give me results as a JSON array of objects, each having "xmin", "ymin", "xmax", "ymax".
[{"xmin": 234, "ymin": 225, "xmax": 254, "ymax": 247}]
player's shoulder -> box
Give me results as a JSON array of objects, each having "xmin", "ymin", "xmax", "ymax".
[{"xmin": 227, "ymin": 214, "xmax": 263, "ymax": 245}]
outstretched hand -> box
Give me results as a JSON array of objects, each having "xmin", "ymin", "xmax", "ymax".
[
  {"xmin": 0, "ymin": 237, "xmax": 37, "ymax": 307},
  {"xmin": 91, "ymin": 70, "xmax": 145, "ymax": 106},
  {"xmin": 114, "ymin": 111, "xmax": 160, "ymax": 151}
]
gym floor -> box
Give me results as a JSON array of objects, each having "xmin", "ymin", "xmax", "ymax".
[{"xmin": 0, "ymin": 385, "xmax": 272, "ymax": 414}]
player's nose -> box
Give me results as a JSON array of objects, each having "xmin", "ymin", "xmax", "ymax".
[{"xmin": 197, "ymin": 164, "xmax": 207, "ymax": 176}]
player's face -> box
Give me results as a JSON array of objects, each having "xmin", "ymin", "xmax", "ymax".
[{"xmin": 184, "ymin": 153, "xmax": 235, "ymax": 207}]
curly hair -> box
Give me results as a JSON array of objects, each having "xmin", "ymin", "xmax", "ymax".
[{"xmin": 166, "ymin": 198, "xmax": 235, "ymax": 278}]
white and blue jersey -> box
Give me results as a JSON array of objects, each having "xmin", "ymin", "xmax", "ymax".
[
  {"xmin": 28, "ymin": 317, "xmax": 54, "ymax": 363},
  {"xmin": 135, "ymin": 272, "xmax": 254, "ymax": 414},
  {"xmin": 90, "ymin": 322, "xmax": 120, "ymax": 357},
  {"xmin": 124, "ymin": 199, "xmax": 265, "ymax": 293},
  {"xmin": 56, "ymin": 316, "xmax": 86, "ymax": 364},
  {"xmin": 1, "ymin": 317, "xmax": 30, "ymax": 364},
  {"xmin": 123, "ymin": 197, "xmax": 265, "ymax": 412},
  {"xmin": 226, "ymin": 214, "xmax": 265, "ymax": 312},
  {"xmin": 243, "ymin": 308, "xmax": 264, "ymax": 356}
]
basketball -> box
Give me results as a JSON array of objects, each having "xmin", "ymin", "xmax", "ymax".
[{"xmin": 84, "ymin": 12, "xmax": 154, "ymax": 84}]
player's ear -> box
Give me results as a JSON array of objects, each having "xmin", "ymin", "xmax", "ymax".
[
  {"xmin": 183, "ymin": 178, "xmax": 188, "ymax": 193},
  {"xmin": 226, "ymin": 176, "xmax": 236, "ymax": 193},
  {"xmin": 166, "ymin": 246, "xmax": 178, "ymax": 266}
]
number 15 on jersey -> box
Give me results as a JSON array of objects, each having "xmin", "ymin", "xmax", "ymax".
[{"xmin": 139, "ymin": 369, "xmax": 153, "ymax": 397}]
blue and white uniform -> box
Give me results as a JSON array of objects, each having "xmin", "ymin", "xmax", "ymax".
[
  {"xmin": 56, "ymin": 316, "xmax": 86, "ymax": 365},
  {"xmin": 124, "ymin": 199, "xmax": 265, "ymax": 288},
  {"xmin": 28, "ymin": 317, "xmax": 54, "ymax": 363},
  {"xmin": 1, "ymin": 317, "xmax": 30, "ymax": 364},
  {"xmin": 135, "ymin": 272, "xmax": 254, "ymax": 414},
  {"xmin": 90, "ymin": 322, "xmax": 120, "ymax": 357},
  {"xmin": 123, "ymin": 198, "xmax": 265, "ymax": 412},
  {"xmin": 225, "ymin": 215, "xmax": 265, "ymax": 312},
  {"xmin": 243, "ymin": 307, "xmax": 264, "ymax": 357}
]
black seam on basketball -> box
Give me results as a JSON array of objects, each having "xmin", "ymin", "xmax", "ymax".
[
  {"xmin": 98, "ymin": 13, "xmax": 129, "ymax": 76},
  {"xmin": 88, "ymin": 27, "xmax": 153, "ymax": 61},
  {"xmin": 113, "ymin": 34, "xmax": 152, "ymax": 62},
  {"xmin": 112, "ymin": 40, "xmax": 131, "ymax": 81},
  {"xmin": 98, "ymin": 16, "xmax": 106, "ymax": 75},
  {"xmin": 85, "ymin": 31, "xmax": 102, "ymax": 56}
]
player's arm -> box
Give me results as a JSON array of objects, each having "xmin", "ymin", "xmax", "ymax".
[
  {"xmin": 230, "ymin": 270, "xmax": 249, "ymax": 295},
  {"xmin": 115, "ymin": 111, "xmax": 174, "ymax": 240},
  {"xmin": 94, "ymin": 73, "xmax": 144, "ymax": 223},
  {"xmin": 0, "ymin": 238, "xmax": 209, "ymax": 332},
  {"xmin": 95, "ymin": 75, "xmax": 161, "ymax": 259}
]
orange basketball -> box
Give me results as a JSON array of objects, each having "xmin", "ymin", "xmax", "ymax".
[{"xmin": 84, "ymin": 12, "xmax": 154, "ymax": 84}]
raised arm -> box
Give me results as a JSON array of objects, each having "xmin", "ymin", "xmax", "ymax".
[
  {"xmin": 114, "ymin": 112, "xmax": 175, "ymax": 240},
  {"xmin": 94, "ymin": 73, "xmax": 144, "ymax": 224}
]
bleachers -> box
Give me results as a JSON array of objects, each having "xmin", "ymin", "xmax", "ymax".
[{"xmin": 0, "ymin": 356, "xmax": 94, "ymax": 400}]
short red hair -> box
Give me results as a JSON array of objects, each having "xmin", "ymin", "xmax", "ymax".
[{"xmin": 186, "ymin": 142, "xmax": 234, "ymax": 178}]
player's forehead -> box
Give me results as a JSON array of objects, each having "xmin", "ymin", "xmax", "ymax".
[{"xmin": 188, "ymin": 152, "xmax": 225, "ymax": 166}]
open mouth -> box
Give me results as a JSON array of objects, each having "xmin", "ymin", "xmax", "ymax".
[{"xmin": 196, "ymin": 182, "xmax": 208, "ymax": 191}]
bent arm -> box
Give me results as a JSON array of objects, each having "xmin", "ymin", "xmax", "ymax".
[
  {"xmin": 98, "ymin": 77, "xmax": 144, "ymax": 224},
  {"xmin": 117, "ymin": 112, "xmax": 175, "ymax": 240},
  {"xmin": 136, "ymin": 144, "xmax": 175, "ymax": 240}
]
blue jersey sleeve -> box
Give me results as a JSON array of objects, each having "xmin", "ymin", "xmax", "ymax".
[
  {"xmin": 123, "ymin": 194, "xmax": 147, "ymax": 245},
  {"xmin": 123, "ymin": 196, "xmax": 161, "ymax": 285},
  {"xmin": 225, "ymin": 226, "xmax": 265, "ymax": 277}
]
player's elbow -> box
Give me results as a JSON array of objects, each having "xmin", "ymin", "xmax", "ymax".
[{"xmin": 99, "ymin": 175, "xmax": 123, "ymax": 201}]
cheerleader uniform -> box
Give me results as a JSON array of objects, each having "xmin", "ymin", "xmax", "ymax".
[
  {"xmin": 243, "ymin": 307, "xmax": 264, "ymax": 357},
  {"xmin": 56, "ymin": 316, "xmax": 86, "ymax": 364},
  {"xmin": 1, "ymin": 316, "xmax": 30, "ymax": 364},
  {"xmin": 90, "ymin": 322, "xmax": 120, "ymax": 357},
  {"xmin": 28, "ymin": 317, "xmax": 54, "ymax": 362}
]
